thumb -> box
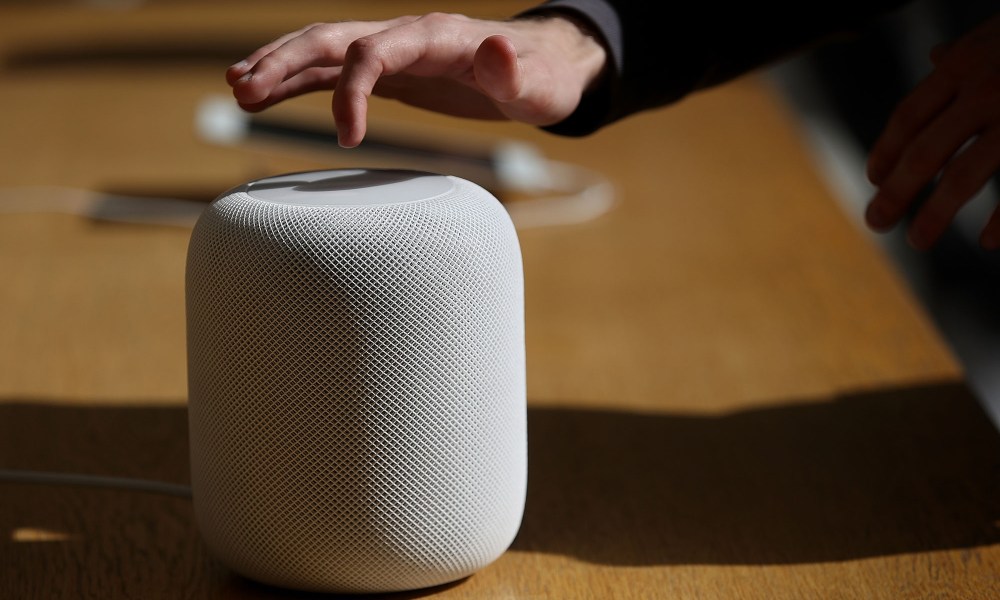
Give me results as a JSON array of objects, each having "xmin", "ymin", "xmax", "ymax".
[
  {"xmin": 473, "ymin": 34, "xmax": 564, "ymax": 125},
  {"xmin": 473, "ymin": 35, "xmax": 523, "ymax": 104}
]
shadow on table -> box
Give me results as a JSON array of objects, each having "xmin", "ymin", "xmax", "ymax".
[
  {"xmin": 2, "ymin": 381, "xmax": 998, "ymax": 598},
  {"xmin": 514, "ymin": 381, "xmax": 1000, "ymax": 565}
]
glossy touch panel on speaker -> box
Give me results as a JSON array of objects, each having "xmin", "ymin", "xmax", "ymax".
[{"xmin": 186, "ymin": 169, "xmax": 526, "ymax": 593}]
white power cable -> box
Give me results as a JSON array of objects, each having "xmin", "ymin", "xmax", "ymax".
[
  {"xmin": 197, "ymin": 94, "xmax": 617, "ymax": 230},
  {"xmin": 0, "ymin": 186, "xmax": 205, "ymax": 227},
  {"xmin": 0, "ymin": 98, "xmax": 616, "ymax": 230}
]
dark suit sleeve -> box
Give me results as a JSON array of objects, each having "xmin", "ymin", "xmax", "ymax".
[{"xmin": 518, "ymin": 0, "xmax": 912, "ymax": 136}]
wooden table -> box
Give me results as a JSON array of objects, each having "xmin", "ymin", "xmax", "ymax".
[{"xmin": 2, "ymin": 2, "xmax": 998, "ymax": 598}]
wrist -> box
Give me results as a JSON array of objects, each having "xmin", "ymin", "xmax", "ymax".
[
  {"xmin": 547, "ymin": 13, "xmax": 609, "ymax": 93},
  {"xmin": 514, "ymin": 12, "xmax": 609, "ymax": 96}
]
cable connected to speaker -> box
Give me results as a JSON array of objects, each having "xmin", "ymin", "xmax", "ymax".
[
  {"xmin": 0, "ymin": 186, "xmax": 206, "ymax": 226},
  {"xmin": 196, "ymin": 94, "xmax": 616, "ymax": 230},
  {"xmin": 0, "ymin": 468, "xmax": 192, "ymax": 498},
  {"xmin": 0, "ymin": 161, "xmax": 613, "ymax": 230},
  {"xmin": 0, "ymin": 97, "xmax": 614, "ymax": 230}
]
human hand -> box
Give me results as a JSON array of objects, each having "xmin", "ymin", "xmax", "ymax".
[
  {"xmin": 226, "ymin": 13, "xmax": 606, "ymax": 148},
  {"xmin": 865, "ymin": 13, "xmax": 1000, "ymax": 250}
]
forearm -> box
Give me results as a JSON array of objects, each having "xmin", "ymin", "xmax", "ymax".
[{"xmin": 521, "ymin": 0, "xmax": 914, "ymax": 136}]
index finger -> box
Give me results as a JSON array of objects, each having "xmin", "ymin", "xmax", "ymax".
[{"xmin": 332, "ymin": 14, "xmax": 481, "ymax": 147}]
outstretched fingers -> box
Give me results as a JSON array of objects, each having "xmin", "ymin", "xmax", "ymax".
[
  {"xmin": 228, "ymin": 18, "xmax": 417, "ymax": 110},
  {"xmin": 865, "ymin": 13, "xmax": 1000, "ymax": 249},
  {"xmin": 864, "ymin": 85, "xmax": 970, "ymax": 234}
]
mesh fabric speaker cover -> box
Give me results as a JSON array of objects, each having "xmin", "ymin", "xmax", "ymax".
[{"xmin": 186, "ymin": 170, "xmax": 526, "ymax": 593}]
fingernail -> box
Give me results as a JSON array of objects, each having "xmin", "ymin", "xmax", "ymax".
[
  {"xmin": 237, "ymin": 72, "xmax": 253, "ymax": 84},
  {"xmin": 865, "ymin": 202, "xmax": 889, "ymax": 230},
  {"xmin": 229, "ymin": 60, "xmax": 248, "ymax": 71}
]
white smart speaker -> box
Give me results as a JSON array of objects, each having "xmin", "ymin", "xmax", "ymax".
[{"xmin": 185, "ymin": 169, "xmax": 526, "ymax": 593}]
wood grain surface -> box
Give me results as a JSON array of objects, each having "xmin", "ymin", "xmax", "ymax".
[{"xmin": 2, "ymin": 2, "xmax": 997, "ymax": 598}]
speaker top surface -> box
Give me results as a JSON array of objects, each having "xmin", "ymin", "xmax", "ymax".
[{"xmin": 237, "ymin": 169, "xmax": 455, "ymax": 207}]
